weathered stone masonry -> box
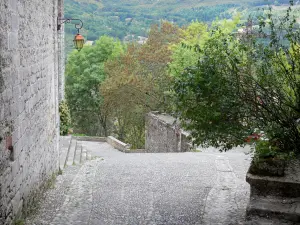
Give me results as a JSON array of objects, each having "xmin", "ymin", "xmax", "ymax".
[
  {"xmin": 145, "ymin": 112, "xmax": 192, "ymax": 153},
  {"xmin": 0, "ymin": 0, "xmax": 63, "ymax": 224}
]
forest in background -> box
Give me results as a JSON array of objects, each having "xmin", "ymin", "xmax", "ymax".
[{"xmin": 64, "ymin": 0, "xmax": 293, "ymax": 54}]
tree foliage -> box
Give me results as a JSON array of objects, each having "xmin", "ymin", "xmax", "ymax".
[
  {"xmin": 174, "ymin": 3, "xmax": 300, "ymax": 155},
  {"xmin": 101, "ymin": 21, "xmax": 180, "ymax": 148},
  {"xmin": 65, "ymin": 36, "xmax": 124, "ymax": 136},
  {"xmin": 169, "ymin": 16, "xmax": 241, "ymax": 78},
  {"xmin": 59, "ymin": 100, "xmax": 72, "ymax": 136}
]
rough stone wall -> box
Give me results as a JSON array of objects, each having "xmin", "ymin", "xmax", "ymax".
[
  {"xmin": 58, "ymin": 0, "xmax": 65, "ymax": 102},
  {"xmin": 181, "ymin": 131, "xmax": 192, "ymax": 152},
  {"xmin": 0, "ymin": 0, "xmax": 60, "ymax": 224},
  {"xmin": 145, "ymin": 112, "xmax": 191, "ymax": 153}
]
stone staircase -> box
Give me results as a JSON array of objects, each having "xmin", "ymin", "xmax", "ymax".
[
  {"xmin": 60, "ymin": 136, "xmax": 92, "ymax": 169},
  {"xmin": 245, "ymin": 160, "xmax": 300, "ymax": 224},
  {"xmin": 245, "ymin": 196, "xmax": 299, "ymax": 224},
  {"xmin": 26, "ymin": 138, "xmax": 115, "ymax": 225}
]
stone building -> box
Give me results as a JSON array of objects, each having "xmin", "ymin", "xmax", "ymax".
[
  {"xmin": 0, "ymin": 0, "xmax": 64, "ymax": 224},
  {"xmin": 145, "ymin": 112, "xmax": 192, "ymax": 153}
]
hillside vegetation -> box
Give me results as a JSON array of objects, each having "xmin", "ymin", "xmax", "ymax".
[{"xmin": 64, "ymin": 0, "xmax": 292, "ymax": 53}]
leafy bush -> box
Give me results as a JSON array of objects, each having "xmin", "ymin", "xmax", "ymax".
[
  {"xmin": 59, "ymin": 100, "xmax": 72, "ymax": 136},
  {"xmin": 174, "ymin": 3, "xmax": 300, "ymax": 157}
]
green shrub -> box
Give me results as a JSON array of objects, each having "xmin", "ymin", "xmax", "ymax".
[
  {"xmin": 254, "ymin": 140, "xmax": 279, "ymax": 159},
  {"xmin": 59, "ymin": 100, "xmax": 72, "ymax": 136}
]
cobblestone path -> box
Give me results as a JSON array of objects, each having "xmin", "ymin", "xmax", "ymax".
[{"xmin": 27, "ymin": 142, "xmax": 252, "ymax": 225}]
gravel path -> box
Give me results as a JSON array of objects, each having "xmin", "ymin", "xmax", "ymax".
[{"xmin": 27, "ymin": 142, "xmax": 252, "ymax": 225}]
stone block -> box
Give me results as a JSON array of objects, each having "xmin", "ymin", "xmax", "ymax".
[
  {"xmin": 11, "ymin": 191, "xmax": 21, "ymax": 217},
  {"xmin": 0, "ymin": 31, "xmax": 8, "ymax": 52},
  {"xmin": 11, "ymin": 160, "xmax": 19, "ymax": 178},
  {"xmin": 1, "ymin": 53, "xmax": 13, "ymax": 70},
  {"xmin": 8, "ymin": 0, "xmax": 17, "ymax": 12},
  {"xmin": 8, "ymin": 32, "xmax": 18, "ymax": 50},
  {"xmin": 1, "ymin": 168, "xmax": 12, "ymax": 196},
  {"xmin": 11, "ymin": 14, "xmax": 19, "ymax": 31},
  {"xmin": 12, "ymin": 85, "xmax": 20, "ymax": 101},
  {"xmin": 12, "ymin": 125, "xmax": 20, "ymax": 145}
]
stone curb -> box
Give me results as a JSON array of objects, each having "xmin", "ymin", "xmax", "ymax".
[{"xmin": 74, "ymin": 136, "xmax": 107, "ymax": 142}]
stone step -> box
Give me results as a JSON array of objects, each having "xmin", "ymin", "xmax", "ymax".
[
  {"xmin": 59, "ymin": 136, "xmax": 72, "ymax": 169},
  {"xmin": 246, "ymin": 196, "xmax": 300, "ymax": 223},
  {"xmin": 87, "ymin": 150, "xmax": 92, "ymax": 161},
  {"xmin": 25, "ymin": 164, "xmax": 83, "ymax": 225},
  {"xmin": 81, "ymin": 148, "xmax": 87, "ymax": 164},
  {"xmin": 73, "ymin": 141, "xmax": 82, "ymax": 166},
  {"xmin": 244, "ymin": 216, "xmax": 294, "ymax": 225},
  {"xmin": 65, "ymin": 138, "xmax": 77, "ymax": 167},
  {"xmin": 61, "ymin": 137, "xmax": 98, "ymax": 169},
  {"xmin": 246, "ymin": 159, "xmax": 300, "ymax": 198},
  {"xmin": 50, "ymin": 160, "xmax": 98, "ymax": 225}
]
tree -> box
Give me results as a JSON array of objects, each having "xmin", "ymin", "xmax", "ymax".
[
  {"xmin": 169, "ymin": 16, "xmax": 240, "ymax": 77},
  {"xmin": 174, "ymin": 26, "xmax": 249, "ymax": 150},
  {"xmin": 65, "ymin": 36, "xmax": 124, "ymax": 136},
  {"xmin": 101, "ymin": 21, "xmax": 180, "ymax": 148},
  {"xmin": 174, "ymin": 4, "xmax": 300, "ymax": 157},
  {"xmin": 169, "ymin": 21, "xmax": 209, "ymax": 77}
]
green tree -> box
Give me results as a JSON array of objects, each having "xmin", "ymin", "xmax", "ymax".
[
  {"xmin": 174, "ymin": 26, "xmax": 248, "ymax": 150},
  {"xmin": 174, "ymin": 5, "xmax": 300, "ymax": 156},
  {"xmin": 169, "ymin": 16, "xmax": 240, "ymax": 77},
  {"xmin": 169, "ymin": 21, "xmax": 209, "ymax": 77},
  {"xmin": 65, "ymin": 36, "xmax": 124, "ymax": 136},
  {"xmin": 59, "ymin": 100, "xmax": 72, "ymax": 136}
]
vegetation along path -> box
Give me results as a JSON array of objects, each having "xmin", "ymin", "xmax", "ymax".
[{"xmin": 26, "ymin": 141, "xmax": 252, "ymax": 225}]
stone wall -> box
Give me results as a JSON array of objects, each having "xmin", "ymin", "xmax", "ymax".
[
  {"xmin": 0, "ymin": 0, "xmax": 61, "ymax": 224},
  {"xmin": 145, "ymin": 112, "xmax": 191, "ymax": 153},
  {"xmin": 58, "ymin": 0, "xmax": 65, "ymax": 102},
  {"xmin": 107, "ymin": 136, "xmax": 130, "ymax": 153}
]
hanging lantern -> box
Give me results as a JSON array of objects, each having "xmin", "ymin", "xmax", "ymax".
[
  {"xmin": 73, "ymin": 33, "xmax": 85, "ymax": 51},
  {"xmin": 57, "ymin": 18, "xmax": 84, "ymax": 51}
]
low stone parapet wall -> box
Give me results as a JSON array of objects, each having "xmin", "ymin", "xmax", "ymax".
[
  {"xmin": 145, "ymin": 112, "xmax": 192, "ymax": 153},
  {"xmin": 75, "ymin": 136, "xmax": 107, "ymax": 142},
  {"xmin": 106, "ymin": 136, "xmax": 130, "ymax": 153},
  {"xmin": 68, "ymin": 135, "xmax": 145, "ymax": 153}
]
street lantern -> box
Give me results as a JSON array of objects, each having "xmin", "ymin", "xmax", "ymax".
[
  {"xmin": 57, "ymin": 18, "xmax": 84, "ymax": 51},
  {"xmin": 74, "ymin": 33, "xmax": 84, "ymax": 51}
]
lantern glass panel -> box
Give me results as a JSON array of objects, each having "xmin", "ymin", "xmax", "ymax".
[
  {"xmin": 73, "ymin": 34, "xmax": 84, "ymax": 51},
  {"xmin": 74, "ymin": 39, "xmax": 84, "ymax": 51}
]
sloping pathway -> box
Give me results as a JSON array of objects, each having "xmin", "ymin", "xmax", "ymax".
[{"xmin": 26, "ymin": 141, "xmax": 252, "ymax": 225}]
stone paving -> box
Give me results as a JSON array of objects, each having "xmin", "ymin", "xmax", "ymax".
[{"xmin": 26, "ymin": 142, "xmax": 252, "ymax": 225}]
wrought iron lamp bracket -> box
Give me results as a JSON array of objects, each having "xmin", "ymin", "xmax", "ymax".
[{"xmin": 57, "ymin": 18, "xmax": 83, "ymax": 32}]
